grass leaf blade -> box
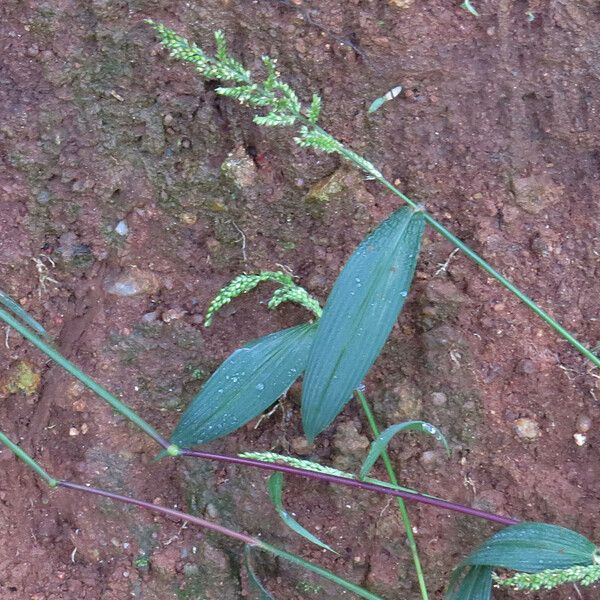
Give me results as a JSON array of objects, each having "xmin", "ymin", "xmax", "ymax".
[
  {"xmin": 171, "ymin": 323, "xmax": 317, "ymax": 447},
  {"xmin": 460, "ymin": 1, "xmax": 480, "ymax": 17},
  {"xmin": 268, "ymin": 473, "xmax": 337, "ymax": 553},
  {"xmin": 359, "ymin": 420, "xmax": 449, "ymax": 480},
  {"xmin": 301, "ymin": 206, "xmax": 425, "ymax": 441},
  {"xmin": 244, "ymin": 545, "xmax": 275, "ymax": 599},
  {"xmin": 368, "ymin": 86, "xmax": 402, "ymax": 114}
]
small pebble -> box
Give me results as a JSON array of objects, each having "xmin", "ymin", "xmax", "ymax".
[
  {"xmin": 103, "ymin": 268, "xmax": 160, "ymax": 297},
  {"xmin": 162, "ymin": 308, "xmax": 186, "ymax": 323},
  {"xmin": 575, "ymin": 415, "xmax": 592, "ymax": 433},
  {"xmin": 180, "ymin": 212, "xmax": 197, "ymax": 225},
  {"xmin": 115, "ymin": 220, "xmax": 129, "ymax": 236},
  {"xmin": 69, "ymin": 427, "xmax": 79, "ymax": 436},
  {"xmin": 431, "ymin": 392, "xmax": 447, "ymax": 406},
  {"xmin": 419, "ymin": 450, "xmax": 440, "ymax": 470},
  {"xmin": 574, "ymin": 433, "xmax": 587, "ymax": 446},
  {"xmin": 72, "ymin": 400, "xmax": 86, "ymax": 412},
  {"xmin": 514, "ymin": 417, "xmax": 541, "ymax": 440},
  {"xmin": 290, "ymin": 436, "xmax": 314, "ymax": 456},
  {"xmin": 36, "ymin": 190, "xmax": 50, "ymax": 204},
  {"xmin": 183, "ymin": 564, "xmax": 199, "ymax": 576}
]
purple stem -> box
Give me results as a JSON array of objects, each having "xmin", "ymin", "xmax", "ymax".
[
  {"xmin": 57, "ymin": 480, "xmax": 257, "ymax": 545},
  {"xmin": 181, "ymin": 449, "xmax": 518, "ymax": 526}
]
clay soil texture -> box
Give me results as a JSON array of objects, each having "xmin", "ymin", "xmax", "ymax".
[{"xmin": 1, "ymin": 0, "xmax": 599, "ymax": 599}]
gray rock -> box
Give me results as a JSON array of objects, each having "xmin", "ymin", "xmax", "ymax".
[
  {"xmin": 115, "ymin": 220, "xmax": 129, "ymax": 236},
  {"xmin": 104, "ymin": 268, "xmax": 160, "ymax": 296},
  {"xmin": 36, "ymin": 190, "xmax": 50, "ymax": 204}
]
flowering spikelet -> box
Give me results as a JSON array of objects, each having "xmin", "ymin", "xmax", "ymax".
[
  {"xmin": 148, "ymin": 21, "xmax": 382, "ymax": 176},
  {"xmin": 204, "ymin": 271, "xmax": 321, "ymax": 326},
  {"xmin": 494, "ymin": 564, "xmax": 600, "ymax": 591}
]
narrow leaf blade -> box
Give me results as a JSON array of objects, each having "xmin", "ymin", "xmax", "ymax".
[
  {"xmin": 368, "ymin": 85, "xmax": 402, "ymax": 114},
  {"xmin": 301, "ymin": 207, "xmax": 425, "ymax": 441},
  {"xmin": 462, "ymin": 523, "xmax": 597, "ymax": 572},
  {"xmin": 461, "ymin": 1, "xmax": 480, "ymax": 17},
  {"xmin": 244, "ymin": 545, "xmax": 275, "ymax": 599},
  {"xmin": 367, "ymin": 97, "xmax": 386, "ymax": 114},
  {"xmin": 171, "ymin": 323, "xmax": 317, "ymax": 447},
  {"xmin": 360, "ymin": 420, "xmax": 449, "ymax": 480},
  {"xmin": 268, "ymin": 473, "xmax": 336, "ymax": 553}
]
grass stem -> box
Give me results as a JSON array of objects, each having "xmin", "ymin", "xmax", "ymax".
[
  {"xmin": 334, "ymin": 142, "xmax": 600, "ymax": 370},
  {"xmin": 182, "ymin": 448, "xmax": 517, "ymax": 526},
  {"xmin": 0, "ymin": 306, "xmax": 173, "ymax": 450},
  {"xmin": 260, "ymin": 541, "xmax": 382, "ymax": 599},
  {"xmin": 356, "ymin": 389, "xmax": 429, "ymax": 600},
  {"xmin": 0, "ymin": 300, "xmax": 518, "ymax": 525},
  {"xmin": 0, "ymin": 430, "xmax": 57, "ymax": 487},
  {"xmin": 0, "ymin": 431, "xmax": 381, "ymax": 600}
]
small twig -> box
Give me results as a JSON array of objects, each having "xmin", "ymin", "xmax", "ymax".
[
  {"xmin": 379, "ymin": 497, "xmax": 393, "ymax": 518},
  {"xmin": 275, "ymin": 263, "xmax": 294, "ymax": 276},
  {"xmin": 31, "ymin": 254, "xmax": 59, "ymax": 297},
  {"xmin": 230, "ymin": 220, "xmax": 248, "ymax": 262},
  {"xmin": 434, "ymin": 248, "xmax": 460, "ymax": 276},
  {"xmin": 254, "ymin": 399, "xmax": 282, "ymax": 429},
  {"xmin": 558, "ymin": 364, "xmax": 579, "ymax": 381}
]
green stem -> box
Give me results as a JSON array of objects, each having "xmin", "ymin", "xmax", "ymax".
[
  {"xmin": 374, "ymin": 177, "xmax": 599, "ymax": 369},
  {"xmin": 335, "ymin": 143, "xmax": 599, "ymax": 369},
  {"xmin": 260, "ymin": 541, "xmax": 382, "ymax": 600},
  {"xmin": 0, "ymin": 430, "xmax": 57, "ymax": 487},
  {"xmin": 356, "ymin": 390, "xmax": 429, "ymax": 600},
  {"xmin": 0, "ymin": 307, "xmax": 177, "ymax": 452}
]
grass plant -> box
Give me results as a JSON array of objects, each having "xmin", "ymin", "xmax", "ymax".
[{"xmin": 0, "ymin": 20, "xmax": 598, "ymax": 600}]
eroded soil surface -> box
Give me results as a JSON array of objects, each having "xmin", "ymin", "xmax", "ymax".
[{"xmin": 1, "ymin": 1, "xmax": 599, "ymax": 598}]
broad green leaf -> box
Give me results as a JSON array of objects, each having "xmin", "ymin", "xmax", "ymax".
[
  {"xmin": 462, "ymin": 523, "xmax": 597, "ymax": 572},
  {"xmin": 301, "ymin": 206, "xmax": 425, "ymax": 441},
  {"xmin": 447, "ymin": 523, "xmax": 598, "ymax": 599},
  {"xmin": 244, "ymin": 545, "xmax": 275, "ymax": 599},
  {"xmin": 0, "ymin": 290, "xmax": 50, "ymax": 339},
  {"xmin": 446, "ymin": 566, "xmax": 492, "ymax": 600},
  {"xmin": 359, "ymin": 420, "xmax": 449, "ymax": 480},
  {"xmin": 268, "ymin": 472, "xmax": 337, "ymax": 554},
  {"xmin": 171, "ymin": 323, "xmax": 317, "ymax": 447}
]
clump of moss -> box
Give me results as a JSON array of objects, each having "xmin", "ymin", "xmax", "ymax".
[{"xmin": 0, "ymin": 361, "xmax": 41, "ymax": 397}]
